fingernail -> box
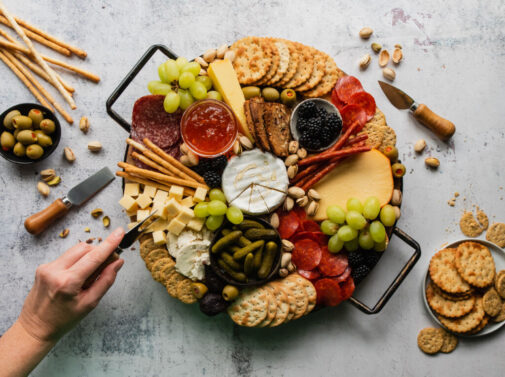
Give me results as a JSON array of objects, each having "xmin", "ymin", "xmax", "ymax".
[
  {"xmin": 112, "ymin": 227, "xmax": 124, "ymax": 239},
  {"xmin": 114, "ymin": 259, "xmax": 124, "ymax": 272}
]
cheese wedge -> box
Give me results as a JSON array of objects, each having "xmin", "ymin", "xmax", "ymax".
[{"xmin": 208, "ymin": 59, "xmax": 252, "ymax": 141}]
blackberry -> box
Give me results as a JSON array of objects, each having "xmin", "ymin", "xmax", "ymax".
[
  {"xmin": 347, "ymin": 251, "xmax": 365, "ymax": 268},
  {"xmin": 298, "ymin": 101, "xmax": 317, "ymax": 119},
  {"xmin": 210, "ymin": 155, "xmax": 227, "ymax": 172},
  {"xmin": 325, "ymin": 113, "xmax": 343, "ymax": 134},
  {"xmin": 315, "ymin": 106, "xmax": 327, "ymax": 119},
  {"xmin": 351, "ymin": 264, "xmax": 370, "ymax": 284},
  {"xmin": 203, "ymin": 170, "xmax": 222, "ymax": 188},
  {"xmin": 363, "ymin": 251, "xmax": 382, "ymax": 269},
  {"xmin": 319, "ymin": 127, "xmax": 333, "ymax": 145},
  {"xmin": 299, "ymin": 131, "xmax": 322, "ymax": 150}
]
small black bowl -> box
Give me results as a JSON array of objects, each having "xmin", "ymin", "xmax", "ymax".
[
  {"xmin": 0, "ymin": 103, "xmax": 61, "ymax": 165},
  {"xmin": 209, "ymin": 215, "xmax": 282, "ymax": 288}
]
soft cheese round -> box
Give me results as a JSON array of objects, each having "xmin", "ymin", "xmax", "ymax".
[{"xmin": 222, "ymin": 150, "xmax": 288, "ymax": 215}]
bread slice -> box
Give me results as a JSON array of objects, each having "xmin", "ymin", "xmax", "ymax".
[
  {"xmin": 248, "ymin": 98, "xmax": 271, "ymax": 152},
  {"xmin": 263, "ymin": 102, "xmax": 290, "ymax": 157}
]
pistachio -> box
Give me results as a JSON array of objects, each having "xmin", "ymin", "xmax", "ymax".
[
  {"xmin": 288, "ymin": 140, "xmax": 299, "ymax": 154},
  {"xmin": 180, "ymin": 143, "xmax": 189, "ymax": 155},
  {"xmin": 283, "ymin": 196, "xmax": 294, "ymax": 212},
  {"xmin": 394, "ymin": 43, "xmax": 402, "ymax": 49},
  {"xmin": 371, "ymin": 42, "xmax": 382, "ymax": 53},
  {"xmin": 382, "ymin": 67, "xmax": 396, "ymax": 81},
  {"xmin": 232, "ymin": 139, "xmax": 242, "ymax": 155},
  {"xmin": 281, "ymin": 252, "xmax": 292, "ymax": 268},
  {"xmin": 306, "ymin": 200, "xmax": 319, "ymax": 216},
  {"xmin": 37, "ymin": 181, "xmax": 50, "ymax": 197},
  {"xmin": 224, "ymin": 50, "xmax": 236, "ymax": 62},
  {"xmin": 102, "ymin": 216, "xmax": 111, "ymax": 228},
  {"xmin": 194, "ymin": 56, "xmax": 208, "ymax": 68},
  {"xmin": 281, "ymin": 239, "xmax": 294, "ymax": 252},
  {"xmin": 296, "ymin": 196, "xmax": 309, "ymax": 207},
  {"xmin": 79, "ymin": 116, "xmax": 89, "ymax": 133},
  {"xmin": 425, "ymin": 157, "xmax": 440, "ymax": 168},
  {"xmin": 393, "ymin": 206, "xmax": 401, "ymax": 219},
  {"xmin": 414, "ymin": 139, "xmax": 426, "ymax": 153},
  {"xmin": 59, "ymin": 228, "xmax": 69, "ymax": 238},
  {"xmin": 359, "ymin": 53, "xmax": 371, "ymax": 70},
  {"xmin": 307, "ymin": 189, "xmax": 321, "ymax": 201},
  {"xmin": 63, "ymin": 147, "xmax": 76, "ymax": 162},
  {"xmin": 287, "ymin": 262, "xmax": 296, "ymax": 273},
  {"xmin": 392, "ymin": 48, "xmax": 403, "ymax": 64},
  {"xmin": 203, "ymin": 49, "xmax": 217, "ymax": 63},
  {"xmin": 40, "ymin": 168, "xmax": 56, "ymax": 182},
  {"xmin": 239, "ymin": 135, "xmax": 253, "ymax": 150},
  {"xmin": 84, "ymin": 227, "xmax": 90, "ymax": 232},
  {"xmin": 91, "ymin": 208, "xmax": 103, "ymax": 218},
  {"xmin": 270, "ymin": 213, "xmax": 280, "ymax": 229},
  {"xmin": 47, "ymin": 176, "xmax": 61, "ymax": 186},
  {"xmin": 187, "ymin": 151, "xmax": 199, "ymax": 166},
  {"xmin": 216, "ymin": 44, "xmax": 228, "ymax": 59},
  {"xmin": 287, "ymin": 164, "xmax": 298, "ymax": 179},
  {"xmin": 379, "ymin": 49, "xmax": 390, "ymax": 67},
  {"xmin": 297, "ymin": 148, "xmax": 307, "ymax": 160},
  {"xmin": 359, "ymin": 27, "xmax": 373, "ymax": 39},
  {"xmin": 180, "ymin": 155, "xmax": 192, "ymax": 167},
  {"xmin": 391, "ymin": 189, "xmax": 402, "ymax": 206},
  {"xmin": 278, "ymin": 268, "xmax": 289, "ymax": 278},
  {"xmin": 284, "ymin": 154, "xmax": 299, "ymax": 167},
  {"xmin": 287, "ymin": 186, "xmax": 305, "ymax": 199},
  {"xmin": 199, "ymin": 69, "xmax": 208, "ymax": 76},
  {"xmin": 88, "ymin": 141, "xmax": 102, "ymax": 152}
]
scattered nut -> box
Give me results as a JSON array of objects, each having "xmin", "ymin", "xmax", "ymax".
[
  {"xmin": 180, "ymin": 143, "xmax": 189, "ymax": 155},
  {"xmin": 379, "ymin": 49, "xmax": 390, "ymax": 67},
  {"xmin": 414, "ymin": 139, "xmax": 426, "ymax": 153},
  {"xmin": 307, "ymin": 189, "xmax": 321, "ymax": 201},
  {"xmin": 79, "ymin": 116, "xmax": 89, "ymax": 133},
  {"xmin": 84, "ymin": 227, "xmax": 90, "ymax": 232},
  {"xmin": 194, "ymin": 56, "xmax": 208, "ymax": 68},
  {"xmin": 391, "ymin": 189, "xmax": 402, "ymax": 206},
  {"xmin": 283, "ymin": 196, "xmax": 294, "ymax": 212},
  {"xmin": 359, "ymin": 53, "xmax": 371, "ymax": 70},
  {"xmin": 382, "ymin": 67, "xmax": 396, "ymax": 81},
  {"xmin": 91, "ymin": 208, "xmax": 103, "ymax": 218},
  {"xmin": 296, "ymin": 196, "xmax": 309, "ymax": 207},
  {"xmin": 281, "ymin": 239, "xmax": 294, "ymax": 252},
  {"xmin": 288, "ymin": 140, "xmax": 299, "ymax": 154},
  {"xmin": 102, "ymin": 216, "xmax": 111, "ymax": 228},
  {"xmin": 37, "ymin": 181, "xmax": 50, "ymax": 197},
  {"xmin": 394, "ymin": 43, "xmax": 402, "ymax": 49},
  {"xmin": 393, "ymin": 206, "xmax": 401, "ymax": 219},
  {"xmin": 306, "ymin": 200, "xmax": 319, "ymax": 216},
  {"xmin": 223, "ymin": 50, "xmax": 236, "ymax": 62},
  {"xmin": 199, "ymin": 69, "xmax": 208, "ymax": 76},
  {"xmin": 63, "ymin": 147, "xmax": 76, "ymax": 162},
  {"xmin": 85, "ymin": 238, "xmax": 94, "ymax": 244},
  {"xmin": 270, "ymin": 213, "xmax": 279, "ymax": 229},
  {"xmin": 47, "ymin": 176, "xmax": 61, "ymax": 186},
  {"xmin": 296, "ymin": 148, "xmax": 307, "ymax": 160},
  {"xmin": 287, "ymin": 164, "xmax": 298, "ymax": 179},
  {"xmin": 284, "ymin": 154, "xmax": 299, "ymax": 167},
  {"xmin": 287, "ymin": 262, "xmax": 296, "ymax": 273},
  {"xmin": 203, "ymin": 49, "xmax": 217, "ymax": 63},
  {"xmin": 425, "ymin": 157, "xmax": 440, "ymax": 168},
  {"xmin": 180, "ymin": 155, "xmax": 192, "ymax": 167},
  {"xmin": 40, "ymin": 168, "xmax": 56, "ymax": 182},
  {"xmin": 238, "ymin": 135, "xmax": 253, "ymax": 150},
  {"xmin": 287, "ymin": 186, "xmax": 305, "ymax": 199},
  {"xmin": 88, "ymin": 141, "xmax": 102, "ymax": 152},
  {"xmin": 371, "ymin": 42, "xmax": 382, "ymax": 53},
  {"xmin": 187, "ymin": 151, "xmax": 199, "ymax": 166},
  {"xmin": 392, "ymin": 48, "xmax": 403, "ymax": 64},
  {"xmin": 278, "ymin": 268, "xmax": 289, "ymax": 278},
  {"xmin": 232, "ymin": 139, "xmax": 242, "ymax": 155},
  {"xmin": 59, "ymin": 229, "xmax": 69, "ymax": 238},
  {"xmin": 359, "ymin": 27, "xmax": 373, "ymax": 39},
  {"xmin": 281, "ymin": 253, "xmax": 292, "ymax": 268},
  {"xmin": 216, "ymin": 44, "xmax": 228, "ymax": 59}
]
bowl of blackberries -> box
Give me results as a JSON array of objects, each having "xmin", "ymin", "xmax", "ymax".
[{"xmin": 290, "ymin": 99, "xmax": 342, "ymax": 152}]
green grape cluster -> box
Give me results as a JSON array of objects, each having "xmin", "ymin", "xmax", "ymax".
[
  {"xmin": 322, "ymin": 196, "xmax": 397, "ymax": 254},
  {"xmin": 148, "ymin": 57, "xmax": 223, "ymax": 113},
  {"xmin": 193, "ymin": 188, "xmax": 244, "ymax": 231}
]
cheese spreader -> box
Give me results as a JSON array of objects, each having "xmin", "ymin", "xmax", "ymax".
[
  {"xmin": 25, "ymin": 167, "xmax": 115, "ymax": 235},
  {"xmin": 378, "ymin": 81, "xmax": 456, "ymax": 141}
]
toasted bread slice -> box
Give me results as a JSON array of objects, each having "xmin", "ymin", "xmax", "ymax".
[
  {"xmin": 243, "ymin": 99, "xmax": 257, "ymax": 141},
  {"xmin": 263, "ymin": 103, "xmax": 290, "ymax": 157},
  {"xmin": 248, "ymin": 98, "xmax": 271, "ymax": 152}
]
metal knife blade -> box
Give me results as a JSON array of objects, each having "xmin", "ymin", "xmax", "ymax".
[
  {"xmin": 378, "ymin": 81, "xmax": 415, "ymax": 110},
  {"xmin": 118, "ymin": 211, "xmax": 158, "ymax": 250},
  {"xmin": 66, "ymin": 167, "xmax": 115, "ymax": 206}
]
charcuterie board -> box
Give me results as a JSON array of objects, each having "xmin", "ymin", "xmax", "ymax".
[{"xmin": 107, "ymin": 39, "xmax": 421, "ymax": 326}]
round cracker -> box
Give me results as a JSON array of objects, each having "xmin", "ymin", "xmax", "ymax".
[
  {"xmin": 378, "ymin": 126, "xmax": 397, "ymax": 152},
  {"xmin": 255, "ymin": 38, "xmax": 280, "ymax": 86},
  {"xmin": 165, "ymin": 270, "xmax": 186, "ymax": 298},
  {"xmin": 429, "ymin": 248, "xmax": 472, "ymax": 294},
  {"xmin": 492, "ymin": 301, "xmax": 505, "ymax": 322},
  {"xmin": 496, "ymin": 274, "xmax": 505, "ymax": 299},
  {"xmin": 151, "ymin": 257, "xmax": 175, "ymax": 282},
  {"xmin": 486, "ymin": 222, "xmax": 505, "ymax": 248},
  {"xmin": 302, "ymin": 53, "xmax": 341, "ymax": 98},
  {"xmin": 281, "ymin": 276, "xmax": 309, "ymax": 320},
  {"xmin": 231, "ymin": 36, "xmax": 272, "ymax": 85},
  {"xmin": 145, "ymin": 248, "xmax": 168, "ymax": 270},
  {"xmin": 417, "ymin": 328, "xmax": 444, "ymax": 354},
  {"xmin": 282, "ymin": 42, "xmax": 314, "ymax": 89},
  {"xmin": 293, "ymin": 48, "xmax": 325, "ymax": 92},
  {"xmin": 275, "ymin": 40, "xmax": 299, "ymax": 87},
  {"xmin": 138, "ymin": 233, "xmax": 152, "ymax": 244},
  {"xmin": 426, "ymin": 282, "xmax": 475, "ymax": 318},
  {"xmin": 271, "ymin": 280, "xmax": 297, "ymax": 322},
  {"xmin": 439, "ymin": 298, "xmax": 485, "ymax": 333},
  {"xmin": 140, "ymin": 238, "xmax": 157, "ymax": 260},
  {"xmin": 455, "ymin": 242, "xmax": 495, "ymax": 288},
  {"xmin": 176, "ymin": 278, "xmax": 197, "ymax": 304},
  {"xmin": 267, "ymin": 283, "xmax": 290, "ymax": 327},
  {"xmin": 257, "ymin": 285, "xmax": 278, "ymax": 327},
  {"xmin": 266, "ymin": 39, "xmax": 291, "ymax": 86},
  {"xmin": 290, "ymin": 273, "xmax": 317, "ymax": 315},
  {"xmin": 358, "ymin": 109, "xmax": 387, "ymax": 149},
  {"xmin": 439, "ymin": 329, "xmax": 458, "ymax": 353},
  {"xmin": 482, "ymin": 288, "xmax": 502, "ymax": 317},
  {"xmin": 467, "ymin": 314, "xmax": 489, "ymax": 334},
  {"xmin": 227, "ymin": 287, "xmax": 269, "ymax": 327},
  {"xmin": 158, "ymin": 263, "xmax": 176, "ymax": 285},
  {"xmin": 434, "ymin": 284, "xmax": 473, "ymax": 301}
]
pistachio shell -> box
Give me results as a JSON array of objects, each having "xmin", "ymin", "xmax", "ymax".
[
  {"xmin": 392, "ymin": 48, "xmax": 403, "ymax": 64},
  {"xmin": 379, "ymin": 49, "xmax": 390, "ymax": 67},
  {"xmin": 359, "ymin": 27, "xmax": 373, "ymax": 39}
]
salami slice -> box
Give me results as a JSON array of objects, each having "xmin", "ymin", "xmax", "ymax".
[
  {"xmin": 339, "ymin": 276, "xmax": 355, "ymax": 301},
  {"xmin": 332, "ymin": 266, "xmax": 351, "ymax": 283},
  {"xmin": 335, "ymin": 76, "xmax": 364, "ymax": 104},
  {"xmin": 277, "ymin": 211, "xmax": 301, "ymax": 240},
  {"xmin": 298, "ymin": 269, "xmax": 321, "ymax": 281},
  {"xmin": 301, "ymin": 220, "xmax": 321, "ymax": 233},
  {"xmin": 315, "ymin": 278, "xmax": 343, "ymax": 306},
  {"xmin": 290, "ymin": 231, "xmax": 327, "ymax": 246},
  {"xmin": 318, "ymin": 247, "xmax": 348, "ymax": 277},
  {"xmin": 340, "ymin": 104, "xmax": 368, "ymax": 131},
  {"xmin": 292, "ymin": 239, "xmax": 322, "ymax": 271},
  {"xmin": 347, "ymin": 92, "xmax": 376, "ymax": 121},
  {"xmin": 292, "ymin": 206, "xmax": 307, "ymax": 221},
  {"xmin": 331, "ymin": 88, "xmax": 346, "ymax": 112}
]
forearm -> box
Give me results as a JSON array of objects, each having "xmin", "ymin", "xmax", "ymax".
[{"xmin": 0, "ymin": 320, "xmax": 56, "ymax": 377}]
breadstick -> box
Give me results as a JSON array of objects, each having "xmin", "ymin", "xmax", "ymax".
[
  {"xmin": 2, "ymin": 49, "xmax": 73, "ymax": 123},
  {"xmin": 131, "ymin": 151, "xmax": 173, "ymax": 175},
  {"xmin": 0, "ymin": 2, "xmax": 76, "ymax": 109},
  {"xmin": 116, "ymin": 171, "xmax": 195, "ymax": 197},
  {"xmin": 0, "ymin": 49, "xmax": 53, "ymax": 111},
  {"xmin": 0, "ymin": 11, "xmax": 87, "ymax": 58},
  {"xmin": 118, "ymin": 162, "xmax": 208, "ymax": 190},
  {"xmin": 143, "ymin": 138, "xmax": 206, "ymax": 184}
]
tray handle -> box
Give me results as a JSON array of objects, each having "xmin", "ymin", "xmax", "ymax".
[
  {"xmin": 105, "ymin": 44, "xmax": 178, "ymax": 133},
  {"xmin": 348, "ymin": 226, "xmax": 421, "ymax": 314}
]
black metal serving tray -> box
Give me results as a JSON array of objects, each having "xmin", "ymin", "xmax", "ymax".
[{"xmin": 106, "ymin": 44, "xmax": 421, "ymax": 315}]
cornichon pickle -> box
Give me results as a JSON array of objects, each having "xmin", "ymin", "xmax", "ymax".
[
  {"xmin": 242, "ymin": 86, "xmax": 261, "ymax": 99},
  {"xmin": 211, "ymin": 230, "xmax": 242, "ymax": 253},
  {"xmin": 233, "ymin": 240, "xmax": 264, "ymax": 260},
  {"xmin": 217, "ymin": 259, "xmax": 247, "ymax": 282},
  {"xmin": 221, "ymin": 228, "xmax": 231, "ymax": 236},
  {"xmin": 243, "ymin": 253, "xmax": 255, "ymax": 276},
  {"xmin": 252, "ymin": 244, "xmax": 264, "ymax": 271},
  {"xmin": 237, "ymin": 220, "xmax": 265, "ymax": 231},
  {"xmin": 229, "ymin": 245, "xmax": 241, "ymax": 253},
  {"xmin": 244, "ymin": 228, "xmax": 277, "ymax": 241},
  {"xmin": 12, "ymin": 115, "xmax": 33, "ymax": 130},
  {"xmin": 237, "ymin": 235, "xmax": 252, "ymax": 247},
  {"xmin": 221, "ymin": 252, "xmax": 242, "ymax": 271},
  {"xmin": 257, "ymin": 241, "xmax": 278, "ymax": 279}
]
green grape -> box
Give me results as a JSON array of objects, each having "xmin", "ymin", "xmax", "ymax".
[
  {"xmin": 207, "ymin": 90, "xmax": 223, "ymax": 101},
  {"xmin": 147, "ymin": 81, "xmax": 172, "ymax": 95},
  {"xmin": 328, "ymin": 234, "xmax": 344, "ymax": 253},
  {"xmin": 320, "ymin": 220, "xmax": 338, "ymax": 236},
  {"xmin": 175, "ymin": 57, "xmax": 189, "ymax": 70},
  {"xmin": 358, "ymin": 230, "xmax": 374, "ymax": 250},
  {"xmin": 226, "ymin": 206, "xmax": 244, "ymax": 225},
  {"xmin": 345, "ymin": 210, "xmax": 367, "ymax": 230},
  {"xmin": 209, "ymin": 188, "xmax": 226, "ymax": 203},
  {"xmin": 179, "ymin": 71, "xmax": 196, "ymax": 89},
  {"xmin": 326, "ymin": 205, "xmax": 346, "ymax": 224},
  {"xmin": 190, "ymin": 81, "xmax": 207, "ymax": 100},
  {"xmin": 208, "ymin": 200, "xmax": 227, "ymax": 216},
  {"xmin": 194, "ymin": 202, "xmax": 209, "ymax": 218},
  {"xmin": 337, "ymin": 225, "xmax": 358, "ymax": 242},
  {"xmin": 181, "ymin": 61, "xmax": 201, "ymax": 76},
  {"xmin": 380, "ymin": 204, "xmax": 396, "ymax": 227},
  {"xmin": 163, "ymin": 92, "xmax": 180, "ymax": 113},
  {"xmin": 346, "ymin": 197, "xmax": 363, "ymax": 214},
  {"xmin": 178, "ymin": 89, "xmax": 195, "ymax": 110},
  {"xmin": 196, "ymin": 76, "xmax": 212, "ymax": 90},
  {"xmin": 159, "ymin": 59, "xmax": 179, "ymax": 83},
  {"xmin": 206, "ymin": 215, "xmax": 224, "ymax": 231},
  {"xmin": 374, "ymin": 238, "xmax": 388, "ymax": 252},
  {"xmin": 369, "ymin": 221, "xmax": 386, "ymax": 243},
  {"xmin": 363, "ymin": 196, "xmax": 381, "ymax": 220},
  {"xmin": 344, "ymin": 238, "xmax": 359, "ymax": 252}
]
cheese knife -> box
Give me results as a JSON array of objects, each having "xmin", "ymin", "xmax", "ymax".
[
  {"xmin": 25, "ymin": 167, "xmax": 115, "ymax": 235},
  {"xmin": 378, "ymin": 81, "xmax": 456, "ymax": 141}
]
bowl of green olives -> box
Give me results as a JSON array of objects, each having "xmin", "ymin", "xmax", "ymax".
[{"xmin": 0, "ymin": 103, "xmax": 61, "ymax": 165}]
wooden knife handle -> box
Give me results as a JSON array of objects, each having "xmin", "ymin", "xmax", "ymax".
[
  {"xmin": 24, "ymin": 198, "xmax": 70, "ymax": 235},
  {"xmin": 413, "ymin": 103, "xmax": 455, "ymax": 141},
  {"xmin": 82, "ymin": 252, "xmax": 120, "ymax": 289}
]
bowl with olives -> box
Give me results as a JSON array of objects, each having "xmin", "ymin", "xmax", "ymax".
[{"xmin": 0, "ymin": 103, "xmax": 61, "ymax": 165}]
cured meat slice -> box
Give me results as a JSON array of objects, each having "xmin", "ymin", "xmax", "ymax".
[
  {"xmin": 290, "ymin": 231, "xmax": 327, "ymax": 247},
  {"xmin": 292, "ymin": 239, "xmax": 322, "ymax": 271},
  {"xmin": 340, "ymin": 104, "xmax": 367, "ymax": 131},
  {"xmin": 292, "ymin": 206, "xmax": 307, "ymax": 220},
  {"xmin": 318, "ymin": 247, "xmax": 348, "ymax": 277},
  {"xmin": 301, "ymin": 220, "xmax": 321, "ymax": 233},
  {"xmin": 315, "ymin": 278, "xmax": 343, "ymax": 306},
  {"xmin": 331, "ymin": 88, "xmax": 346, "ymax": 112},
  {"xmin": 335, "ymin": 76, "xmax": 364, "ymax": 103},
  {"xmin": 348, "ymin": 92, "xmax": 376, "ymax": 121},
  {"xmin": 339, "ymin": 276, "xmax": 355, "ymax": 301},
  {"xmin": 277, "ymin": 211, "xmax": 300, "ymax": 239},
  {"xmin": 298, "ymin": 269, "xmax": 321, "ymax": 281},
  {"xmin": 332, "ymin": 266, "xmax": 351, "ymax": 283}
]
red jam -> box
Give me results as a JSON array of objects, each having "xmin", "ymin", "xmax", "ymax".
[{"xmin": 181, "ymin": 99, "xmax": 238, "ymax": 157}]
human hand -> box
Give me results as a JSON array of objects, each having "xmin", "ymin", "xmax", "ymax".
[{"xmin": 18, "ymin": 227, "xmax": 125, "ymax": 342}]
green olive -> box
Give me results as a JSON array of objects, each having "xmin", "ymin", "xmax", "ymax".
[
  {"xmin": 13, "ymin": 129, "xmax": 21, "ymax": 139},
  {"xmin": 36, "ymin": 133, "xmax": 53, "ymax": 147},
  {"xmin": 191, "ymin": 282, "xmax": 208, "ymax": 299},
  {"xmin": 280, "ymin": 89, "xmax": 297, "ymax": 106},
  {"xmin": 28, "ymin": 109, "xmax": 44, "ymax": 128},
  {"xmin": 1, "ymin": 131, "xmax": 15, "ymax": 150},
  {"xmin": 242, "ymin": 86, "xmax": 261, "ymax": 100},
  {"xmin": 222, "ymin": 285, "xmax": 239, "ymax": 301},
  {"xmin": 39, "ymin": 119, "xmax": 56, "ymax": 134},
  {"xmin": 26, "ymin": 144, "xmax": 44, "ymax": 159},
  {"xmin": 13, "ymin": 142, "xmax": 26, "ymax": 157},
  {"xmin": 2, "ymin": 110, "xmax": 20, "ymax": 130},
  {"xmin": 383, "ymin": 146, "xmax": 398, "ymax": 161},
  {"xmin": 12, "ymin": 115, "xmax": 33, "ymax": 130},
  {"xmin": 16, "ymin": 130, "xmax": 38, "ymax": 145},
  {"xmin": 261, "ymin": 87, "xmax": 280, "ymax": 102},
  {"xmin": 391, "ymin": 162, "xmax": 406, "ymax": 178}
]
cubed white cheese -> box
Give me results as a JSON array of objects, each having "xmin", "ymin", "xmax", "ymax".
[
  {"xmin": 169, "ymin": 185, "xmax": 184, "ymax": 202},
  {"xmin": 180, "ymin": 196, "xmax": 194, "ymax": 208},
  {"xmin": 152, "ymin": 230, "xmax": 166, "ymax": 246},
  {"xmin": 142, "ymin": 185, "xmax": 157, "ymax": 198},
  {"xmin": 136, "ymin": 193, "xmax": 153, "ymax": 209},
  {"xmin": 124, "ymin": 183, "xmax": 140, "ymax": 197},
  {"xmin": 119, "ymin": 195, "xmax": 138, "ymax": 212},
  {"xmin": 127, "ymin": 222, "xmax": 138, "ymax": 230},
  {"xmin": 153, "ymin": 190, "xmax": 168, "ymax": 204},
  {"xmin": 176, "ymin": 206, "xmax": 194, "ymax": 224},
  {"xmin": 162, "ymin": 198, "xmax": 181, "ymax": 219},
  {"xmin": 167, "ymin": 218, "xmax": 186, "ymax": 235},
  {"xmin": 137, "ymin": 209, "xmax": 151, "ymax": 222},
  {"xmin": 187, "ymin": 217, "xmax": 205, "ymax": 232},
  {"xmin": 193, "ymin": 187, "xmax": 208, "ymax": 203}
]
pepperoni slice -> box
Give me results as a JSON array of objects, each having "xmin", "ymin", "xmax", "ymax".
[
  {"xmin": 340, "ymin": 104, "xmax": 368, "ymax": 132},
  {"xmin": 331, "ymin": 88, "xmax": 346, "ymax": 112},
  {"xmin": 339, "ymin": 276, "xmax": 355, "ymax": 301},
  {"xmin": 290, "ymin": 231, "xmax": 327, "ymax": 247},
  {"xmin": 277, "ymin": 211, "xmax": 300, "ymax": 240},
  {"xmin": 315, "ymin": 278, "xmax": 343, "ymax": 306},
  {"xmin": 301, "ymin": 220, "xmax": 321, "ymax": 233},
  {"xmin": 332, "ymin": 266, "xmax": 351, "ymax": 283},
  {"xmin": 318, "ymin": 247, "xmax": 348, "ymax": 277},
  {"xmin": 298, "ymin": 269, "xmax": 321, "ymax": 281},
  {"xmin": 335, "ymin": 76, "xmax": 364, "ymax": 104},
  {"xmin": 292, "ymin": 206, "xmax": 307, "ymax": 221},
  {"xmin": 292, "ymin": 239, "xmax": 322, "ymax": 271},
  {"xmin": 348, "ymin": 92, "xmax": 376, "ymax": 121}
]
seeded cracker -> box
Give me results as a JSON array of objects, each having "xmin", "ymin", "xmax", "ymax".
[
  {"xmin": 358, "ymin": 109, "xmax": 387, "ymax": 149},
  {"xmin": 379, "ymin": 126, "xmax": 397, "ymax": 152},
  {"xmin": 268, "ymin": 282, "xmax": 292, "ymax": 327},
  {"xmin": 151, "ymin": 257, "xmax": 175, "ymax": 282},
  {"xmin": 439, "ymin": 329, "xmax": 458, "ymax": 353},
  {"xmin": 426, "ymin": 282, "xmax": 475, "ymax": 318},
  {"xmin": 459, "ymin": 211, "xmax": 484, "ymax": 237},
  {"xmin": 438, "ymin": 298, "xmax": 485, "ymax": 333},
  {"xmin": 255, "ymin": 38, "xmax": 280, "ymax": 86},
  {"xmin": 145, "ymin": 248, "xmax": 168, "ymax": 270},
  {"xmin": 282, "ymin": 275, "xmax": 309, "ymax": 320},
  {"xmin": 496, "ymin": 274, "xmax": 505, "ymax": 299},
  {"xmin": 257, "ymin": 285, "xmax": 278, "ymax": 327},
  {"xmin": 227, "ymin": 287, "xmax": 269, "ymax": 327},
  {"xmin": 429, "ymin": 248, "xmax": 472, "ymax": 295},
  {"xmin": 165, "ymin": 270, "xmax": 186, "ymax": 298},
  {"xmin": 231, "ymin": 37, "xmax": 272, "ymax": 85},
  {"xmin": 140, "ymin": 238, "xmax": 157, "ymax": 260},
  {"xmin": 283, "ymin": 42, "xmax": 314, "ymax": 89},
  {"xmin": 176, "ymin": 278, "xmax": 197, "ymax": 304},
  {"xmin": 275, "ymin": 40, "xmax": 299, "ymax": 87},
  {"xmin": 158, "ymin": 263, "xmax": 176, "ymax": 285},
  {"xmin": 467, "ymin": 315, "xmax": 489, "ymax": 334},
  {"xmin": 294, "ymin": 48, "xmax": 325, "ymax": 92},
  {"xmin": 455, "ymin": 242, "xmax": 495, "ymax": 288},
  {"xmin": 492, "ymin": 301, "xmax": 505, "ymax": 322},
  {"xmin": 291, "ymin": 273, "xmax": 317, "ymax": 315},
  {"xmin": 486, "ymin": 222, "xmax": 505, "ymax": 248},
  {"xmin": 476, "ymin": 208, "xmax": 489, "ymax": 230},
  {"xmin": 482, "ymin": 288, "xmax": 502, "ymax": 317},
  {"xmin": 302, "ymin": 52, "xmax": 341, "ymax": 98},
  {"xmin": 266, "ymin": 39, "xmax": 292, "ymax": 86},
  {"xmin": 417, "ymin": 328, "xmax": 444, "ymax": 354}
]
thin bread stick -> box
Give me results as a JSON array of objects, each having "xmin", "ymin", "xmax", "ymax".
[
  {"xmin": 0, "ymin": 11, "xmax": 87, "ymax": 58},
  {"xmin": 143, "ymin": 138, "xmax": 205, "ymax": 184},
  {"xmin": 0, "ymin": 49, "xmax": 53, "ymax": 111},
  {"xmin": 0, "ymin": 2, "xmax": 76, "ymax": 109},
  {"xmin": 116, "ymin": 171, "xmax": 195, "ymax": 197},
  {"xmin": 131, "ymin": 151, "xmax": 173, "ymax": 175},
  {"xmin": 126, "ymin": 138, "xmax": 146, "ymax": 152},
  {"xmin": 2, "ymin": 49, "xmax": 73, "ymax": 123}
]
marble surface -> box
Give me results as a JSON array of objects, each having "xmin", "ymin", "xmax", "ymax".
[{"xmin": 1, "ymin": 0, "xmax": 504, "ymax": 376}]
